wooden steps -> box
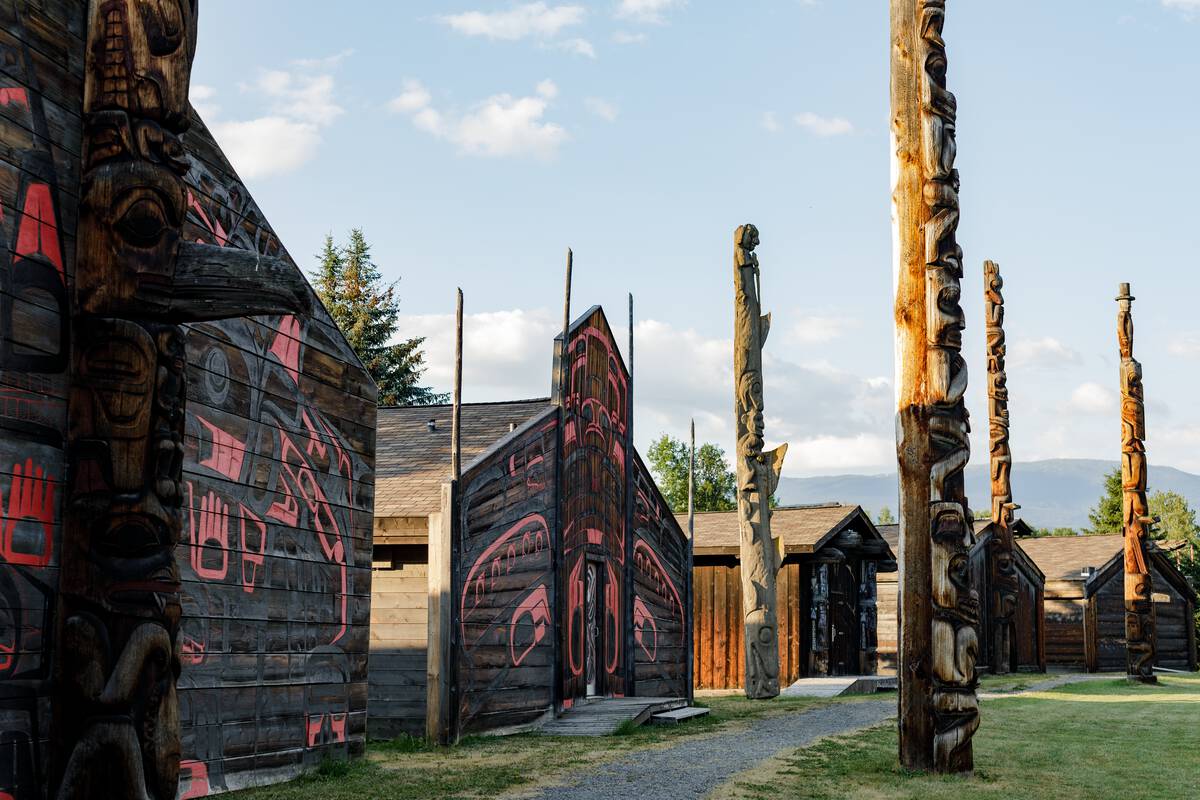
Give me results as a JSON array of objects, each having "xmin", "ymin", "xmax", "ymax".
[
  {"xmin": 649, "ymin": 706, "xmax": 710, "ymax": 725},
  {"xmin": 537, "ymin": 697, "xmax": 687, "ymax": 736}
]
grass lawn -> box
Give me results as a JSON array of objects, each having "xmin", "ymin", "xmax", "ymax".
[
  {"xmin": 227, "ymin": 694, "xmax": 833, "ymax": 800},
  {"xmin": 722, "ymin": 673, "xmax": 1200, "ymax": 800}
]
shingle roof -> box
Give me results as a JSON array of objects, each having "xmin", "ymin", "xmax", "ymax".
[
  {"xmin": 677, "ymin": 504, "xmax": 892, "ymax": 557},
  {"xmin": 375, "ymin": 398, "xmax": 552, "ymax": 517},
  {"xmin": 1014, "ymin": 535, "xmax": 1123, "ymax": 582}
]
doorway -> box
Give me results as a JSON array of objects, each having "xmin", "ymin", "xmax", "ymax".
[
  {"xmin": 585, "ymin": 561, "xmax": 600, "ymax": 696},
  {"xmin": 829, "ymin": 562, "xmax": 860, "ymax": 675}
]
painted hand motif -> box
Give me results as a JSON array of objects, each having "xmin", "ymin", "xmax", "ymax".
[{"xmin": 2, "ymin": 458, "xmax": 55, "ymax": 568}]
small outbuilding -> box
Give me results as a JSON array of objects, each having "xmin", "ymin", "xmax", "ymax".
[
  {"xmin": 1020, "ymin": 535, "xmax": 1197, "ymax": 672},
  {"xmin": 876, "ymin": 519, "xmax": 1047, "ymax": 674},
  {"xmin": 685, "ymin": 504, "xmax": 896, "ymax": 689}
]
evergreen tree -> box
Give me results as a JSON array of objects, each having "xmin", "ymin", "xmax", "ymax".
[
  {"xmin": 1086, "ymin": 467, "xmax": 1124, "ymax": 535},
  {"xmin": 876, "ymin": 506, "xmax": 895, "ymax": 525},
  {"xmin": 1148, "ymin": 490, "xmax": 1200, "ymax": 544},
  {"xmin": 647, "ymin": 434, "xmax": 737, "ymax": 513},
  {"xmin": 312, "ymin": 229, "xmax": 446, "ymax": 406}
]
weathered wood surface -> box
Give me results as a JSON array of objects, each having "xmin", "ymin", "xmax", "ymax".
[
  {"xmin": 984, "ymin": 261, "xmax": 1019, "ymax": 674},
  {"xmin": 1115, "ymin": 283, "xmax": 1156, "ymax": 682},
  {"xmin": 537, "ymin": 696, "xmax": 685, "ymax": 737},
  {"xmin": 368, "ymin": 560, "xmax": 428, "ymax": 738},
  {"xmin": 731, "ymin": 224, "xmax": 787, "ymax": 700},
  {"xmin": 890, "ymin": 0, "xmax": 978, "ymax": 773},
  {"xmin": 454, "ymin": 412, "xmax": 557, "ymax": 736}
]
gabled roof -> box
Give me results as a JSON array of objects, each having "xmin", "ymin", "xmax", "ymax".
[
  {"xmin": 374, "ymin": 398, "xmax": 552, "ymax": 517},
  {"xmin": 678, "ymin": 504, "xmax": 895, "ymax": 562},
  {"xmin": 1019, "ymin": 534, "xmax": 1125, "ymax": 583},
  {"xmin": 1082, "ymin": 544, "xmax": 1198, "ymax": 602}
]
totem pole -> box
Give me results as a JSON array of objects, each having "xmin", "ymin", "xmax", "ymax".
[
  {"xmin": 52, "ymin": 3, "xmax": 309, "ymax": 797},
  {"xmin": 984, "ymin": 260, "xmax": 1019, "ymax": 674},
  {"xmin": 733, "ymin": 224, "xmax": 788, "ymax": 700},
  {"xmin": 1116, "ymin": 283, "xmax": 1157, "ymax": 683},
  {"xmin": 890, "ymin": 0, "xmax": 979, "ymax": 773}
]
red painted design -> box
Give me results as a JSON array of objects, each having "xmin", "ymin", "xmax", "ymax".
[
  {"xmin": 0, "ymin": 87, "xmax": 29, "ymax": 108},
  {"xmin": 188, "ymin": 484, "xmax": 230, "ymax": 581},
  {"xmin": 300, "ymin": 410, "xmax": 328, "ymax": 461},
  {"xmin": 197, "ymin": 415, "xmax": 246, "ymax": 481},
  {"xmin": 239, "ymin": 504, "xmax": 267, "ymax": 593},
  {"xmin": 460, "ymin": 513, "xmax": 550, "ymax": 647},
  {"xmin": 1, "ymin": 458, "xmax": 55, "ymax": 568},
  {"xmin": 269, "ymin": 316, "xmax": 302, "ymax": 384},
  {"xmin": 305, "ymin": 712, "xmax": 347, "ymax": 746},
  {"xmin": 605, "ymin": 561, "xmax": 620, "ymax": 674},
  {"xmin": 634, "ymin": 539, "xmax": 684, "ymax": 626},
  {"xmin": 179, "ymin": 760, "xmax": 210, "ymax": 799},
  {"xmin": 633, "ymin": 596, "xmax": 657, "ymax": 661},
  {"xmin": 566, "ymin": 556, "xmax": 585, "ymax": 677},
  {"xmin": 510, "ymin": 584, "xmax": 551, "ymax": 666},
  {"xmin": 14, "ymin": 182, "xmax": 63, "ymax": 276},
  {"xmin": 187, "ymin": 189, "xmax": 229, "ymax": 246}
]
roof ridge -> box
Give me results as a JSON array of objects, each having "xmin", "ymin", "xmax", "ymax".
[{"xmin": 379, "ymin": 397, "xmax": 552, "ymax": 411}]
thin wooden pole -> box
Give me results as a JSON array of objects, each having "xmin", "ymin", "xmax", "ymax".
[
  {"xmin": 553, "ymin": 248, "xmax": 572, "ymax": 708},
  {"xmin": 451, "ymin": 288, "xmax": 463, "ymax": 480},
  {"xmin": 624, "ymin": 292, "xmax": 636, "ymax": 694},
  {"xmin": 890, "ymin": 0, "xmax": 978, "ymax": 773},
  {"xmin": 688, "ymin": 419, "xmax": 696, "ymax": 703}
]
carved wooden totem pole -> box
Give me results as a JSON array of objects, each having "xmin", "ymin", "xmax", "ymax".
[
  {"xmin": 984, "ymin": 260, "xmax": 1019, "ymax": 674},
  {"xmin": 890, "ymin": 0, "xmax": 979, "ymax": 773},
  {"xmin": 52, "ymin": 3, "xmax": 308, "ymax": 797},
  {"xmin": 1116, "ymin": 282, "xmax": 1157, "ymax": 683},
  {"xmin": 733, "ymin": 224, "xmax": 788, "ymax": 699}
]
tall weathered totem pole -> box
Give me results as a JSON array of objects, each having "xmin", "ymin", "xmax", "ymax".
[
  {"xmin": 984, "ymin": 260, "xmax": 1019, "ymax": 674},
  {"xmin": 733, "ymin": 224, "xmax": 787, "ymax": 699},
  {"xmin": 1116, "ymin": 282, "xmax": 1157, "ymax": 684},
  {"xmin": 52, "ymin": 3, "xmax": 308, "ymax": 797},
  {"xmin": 890, "ymin": 0, "xmax": 980, "ymax": 773}
]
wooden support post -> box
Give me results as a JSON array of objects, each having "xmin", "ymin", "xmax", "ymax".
[
  {"xmin": 890, "ymin": 0, "xmax": 979, "ymax": 773},
  {"xmin": 1116, "ymin": 282, "xmax": 1157, "ymax": 683},
  {"xmin": 452, "ymin": 288, "xmax": 463, "ymax": 480},
  {"xmin": 985, "ymin": 260, "xmax": 1019, "ymax": 674},
  {"xmin": 732, "ymin": 224, "xmax": 787, "ymax": 699},
  {"xmin": 688, "ymin": 419, "xmax": 696, "ymax": 703},
  {"xmin": 426, "ymin": 482, "xmax": 457, "ymax": 743}
]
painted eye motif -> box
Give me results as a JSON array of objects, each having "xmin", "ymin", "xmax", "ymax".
[{"xmin": 116, "ymin": 197, "xmax": 169, "ymax": 248}]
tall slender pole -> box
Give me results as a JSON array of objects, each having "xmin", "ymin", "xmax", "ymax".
[
  {"xmin": 687, "ymin": 419, "xmax": 695, "ymax": 703},
  {"xmin": 1117, "ymin": 282, "xmax": 1157, "ymax": 683},
  {"xmin": 624, "ymin": 292, "xmax": 636, "ymax": 694},
  {"xmin": 985, "ymin": 260, "xmax": 1019, "ymax": 674},
  {"xmin": 452, "ymin": 288, "xmax": 463, "ymax": 481},
  {"xmin": 553, "ymin": 248, "xmax": 572, "ymax": 708},
  {"xmin": 890, "ymin": 0, "xmax": 978, "ymax": 773}
]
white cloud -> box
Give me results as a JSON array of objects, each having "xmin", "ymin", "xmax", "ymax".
[
  {"xmin": 787, "ymin": 314, "xmax": 860, "ymax": 345},
  {"xmin": 785, "ymin": 434, "xmax": 895, "ymax": 475},
  {"xmin": 585, "ymin": 97, "xmax": 619, "ymax": 122},
  {"xmin": 761, "ymin": 111, "xmax": 781, "ymax": 133},
  {"xmin": 1163, "ymin": 0, "xmax": 1200, "ymax": 12},
  {"xmin": 794, "ymin": 111, "xmax": 854, "ymax": 137},
  {"xmin": 439, "ymin": 3, "xmax": 586, "ymax": 39},
  {"xmin": 1007, "ymin": 336, "xmax": 1083, "ymax": 370},
  {"xmin": 1168, "ymin": 332, "xmax": 1200, "ymax": 358},
  {"xmin": 612, "ymin": 30, "xmax": 647, "ymax": 43},
  {"xmin": 615, "ymin": 0, "xmax": 685, "ymax": 24},
  {"xmin": 552, "ymin": 37, "xmax": 597, "ymax": 57},
  {"xmin": 1068, "ymin": 382, "xmax": 1118, "ymax": 415},
  {"xmin": 291, "ymin": 49, "xmax": 355, "ymax": 69},
  {"xmin": 390, "ymin": 79, "xmax": 569, "ymax": 160},
  {"xmin": 208, "ymin": 117, "xmax": 321, "ymax": 179},
  {"xmin": 200, "ymin": 57, "xmax": 345, "ymax": 179}
]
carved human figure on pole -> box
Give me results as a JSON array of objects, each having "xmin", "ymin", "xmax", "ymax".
[
  {"xmin": 890, "ymin": 0, "xmax": 979, "ymax": 773},
  {"xmin": 984, "ymin": 260, "xmax": 1019, "ymax": 674},
  {"xmin": 53, "ymin": 3, "xmax": 309, "ymax": 797},
  {"xmin": 733, "ymin": 223, "xmax": 787, "ymax": 700},
  {"xmin": 1116, "ymin": 282, "xmax": 1157, "ymax": 683}
]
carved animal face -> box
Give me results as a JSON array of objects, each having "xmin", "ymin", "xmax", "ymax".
[{"xmin": 737, "ymin": 224, "xmax": 760, "ymax": 252}]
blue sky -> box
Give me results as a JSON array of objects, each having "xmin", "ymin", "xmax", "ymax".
[{"xmin": 193, "ymin": 0, "xmax": 1200, "ymax": 479}]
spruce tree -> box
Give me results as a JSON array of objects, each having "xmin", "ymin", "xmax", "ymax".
[
  {"xmin": 1086, "ymin": 466, "xmax": 1124, "ymax": 535},
  {"xmin": 311, "ymin": 229, "xmax": 446, "ymax": 406}
]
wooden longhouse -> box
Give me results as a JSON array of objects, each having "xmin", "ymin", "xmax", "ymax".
[
  {"xmin": 370, "ymin": 306, "xmax": 691, "ymax": 740},
  {"xmin": 1021, "ymin": 535, "xmax": 1197, "ymax": 672},
  {"xmin": 876, "ymin": 520, "xmax": 1047, "ymax": 674},
  {"xmin": 687, "ymin": 504, "xmax": 896, "ymax": 689}
]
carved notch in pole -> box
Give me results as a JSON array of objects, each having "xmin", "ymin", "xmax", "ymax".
[
  {"xmin": 53, "ymin": 3, "xmax": 309, "ymax": 797},
  {"xmin": 733, "ymin": 224, "xmax": 787, "ymax": 700},
  {"xmin": 890, "ymin": 0, "xmax": 979, "ymax": 773},
  {"xmin": 1116, "ymin": 282, "xmax": 1157, "ymax": 684},
  {"xmin": 984, "ymin": 260, "xmax": 1019, "ymax": 674}
]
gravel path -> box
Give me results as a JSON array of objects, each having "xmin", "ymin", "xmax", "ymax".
[
  {"xmin": 979, "ymin": 673, "xmax": 1111, "ymax": 699},
  {"xmin": 512, "ymin": 699, "xmax": 893, "ymax": 800}
]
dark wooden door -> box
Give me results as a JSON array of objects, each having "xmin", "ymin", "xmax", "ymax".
[
  {"xmin": 829, "ymin": 563, "xmax": 859, "ymax": 675},
  {"xmin": 585, "ymin": 561, "xmax": 599, "ymax": 696}
]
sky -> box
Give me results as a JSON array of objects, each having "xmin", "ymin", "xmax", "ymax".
[{"xmin": 192, "ymin": 0, "xmax": 1200, "ymax": 479}]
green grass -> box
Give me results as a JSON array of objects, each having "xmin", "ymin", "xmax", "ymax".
[
  {"xmin": 228, "ymin": 694, "xmax": 831, "ymax": 800},
  {"xmin": 723, "ymin": 673, "xmax": 1200, "ymax": 800}
]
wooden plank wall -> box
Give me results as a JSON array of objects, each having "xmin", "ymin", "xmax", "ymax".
[
  {"xmin": 692, "ymin": 560, "xmax": 803, "ymax": 689},
  {"xmin": 560, "ymin": 308, "xmax": 628, "ymax": 700},
  {"xmin": 174, "ymin": 118, "xmax": 377, "ymax": 793},
  {"xmin": 967, "ymin": 542, "xmax": 992, "ymax": 670},
  {"xmin": 1091, "ymin": 563, "xmax": 1193, "ymax": 672},
  {"xmin": 1044, "ymin": 585, "xmax": 1087, "ymax": 668},
  {"xmin": 455, "ymin": 411, "xmax": 558, "ymax": 734},
  {"xmin": 1014, "ymin": 573, "xmax": 1043, "ymax": 670},
  {"xmin": 368, "ymin": 552, "xmax": 428, "ymax": 738},
  {"xmin": 876, "ymin": 575, "xmax": 899, "ymax": 676},
  {"xmin": 0, "ymin": 4, "xmax": 81, "ymax": 798},
  {"xmin": 630, "ymin": 454, "xmax": 688, "ymax": 698}
]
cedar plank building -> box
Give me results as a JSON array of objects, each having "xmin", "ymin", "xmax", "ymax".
[
  {"xmin": 370, "ymin": 307, "xmax": 691, "ymax": 739},
  {"xmin": 686, "ymin": 504, "xmax": 896, "ymax": 689},
  {"xmin": 1021, "ymin": 535, "xmax": 1197, "ymax": 672}
]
